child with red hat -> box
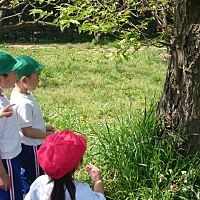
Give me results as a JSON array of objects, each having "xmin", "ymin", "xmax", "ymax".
[{"xmin": 24, "ymin": 130, "xmax": 106, "ymax": 200}]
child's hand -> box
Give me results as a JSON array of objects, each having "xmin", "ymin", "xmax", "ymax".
[
  {"xmin": 86, "ymin": 163, "xmax": 102, "ymax": 183},
  {"xmin": 45, "ymin": 124, "xmax": 56, "ymax": 132},
  {"xmin": 0, "ymin": 104, "xmax": 15, "ymax": 118},
  {"xmin": 86, "ymin": 163, "xmax": 104, "ymax": 193},
  {"xmin": 0, "ymin": 171, "xmax": 10, "ymax": 191}
]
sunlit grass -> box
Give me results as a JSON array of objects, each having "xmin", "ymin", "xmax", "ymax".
[
  {"xmin": 2, "ymin": 43, "xmax": 167, "ymax": 127},
  {"xmin": 2, "ymin": 43, "xmax": 199, "ymax": 200}
]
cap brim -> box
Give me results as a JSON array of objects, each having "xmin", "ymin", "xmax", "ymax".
[{"xmin": 36, "ymin": 64, "xmax": 45, "ymax": 71}]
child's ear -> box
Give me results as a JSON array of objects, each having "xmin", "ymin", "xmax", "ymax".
[{"xmin": 21, "ymin": 76, "xmax": 27, "ymax": 84}]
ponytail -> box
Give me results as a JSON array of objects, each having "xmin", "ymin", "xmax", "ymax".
[{"xmin": 49, "ymin": 169, "xmax": 76, "ymax": 200}]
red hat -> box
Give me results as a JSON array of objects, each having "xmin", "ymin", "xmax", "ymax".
[{"xmin": 37, "ymin": 130, "xmax": 87, "ymax": 179}]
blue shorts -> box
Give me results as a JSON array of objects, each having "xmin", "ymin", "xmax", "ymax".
[
  {"xmin": 0, "ymin": 154, "xmax": 23, "ymax": 200},
  {"xmin": 20, "ymin": 144, "xmax": 44, "ymax": 194}
]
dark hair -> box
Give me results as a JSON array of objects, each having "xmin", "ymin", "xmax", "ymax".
[{"xmin": 49, "ymin": 169, "xmax": 76, "ymax": 200}]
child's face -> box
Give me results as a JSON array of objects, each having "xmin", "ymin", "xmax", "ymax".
[
  {"xmin": 24, "ymin": 71, "xmax": 41, "ymax": 90},
  {"xmin": 0, "ymin": 71, "xmax": 17, "ymax": 89}
]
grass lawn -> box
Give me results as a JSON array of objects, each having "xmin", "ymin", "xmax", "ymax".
[
  {"xmin": 3, "ymin": 43, "xmax": 167, "ymax": 129},
  {"xmin": 2, "ymin": 43, "xmax": 199, "ymax": 200}
]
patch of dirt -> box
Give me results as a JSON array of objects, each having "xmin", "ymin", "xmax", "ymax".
[
  {"xmin": 5, "ymin": 44, "xmax": 167, "ymax": 55},
  {"xmin": 6, "ymin": 44, "xmax": 57, "ymax": 49}
]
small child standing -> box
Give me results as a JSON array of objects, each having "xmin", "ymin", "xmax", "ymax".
[
  {"xmin": 24, "ymin": 130, "xmax": 106, "ymax": 200},
  {"xmin": 0, "ymin": 50, "xmax": 23, "ymax": 200},
  {"xmin": 10, "ymin": 55, "xmax": 55, "ymax": 193}
]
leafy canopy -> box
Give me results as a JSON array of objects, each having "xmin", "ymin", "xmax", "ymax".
[{"xmin": 31, "ymin": 0, "xmax": 174, "ymax": 46}]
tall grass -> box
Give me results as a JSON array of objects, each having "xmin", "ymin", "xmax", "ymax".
[{"xmin": 90, "ymin": 101, "xmax": 200, "ymax": 199}]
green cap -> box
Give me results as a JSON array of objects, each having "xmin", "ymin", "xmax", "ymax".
[
  {"xmin": 14, "ymin": 55, "xmax": 45, "ymax": 80},
  {"xmin": 0, "ymin": 50, "xmax": 17, "ymax": 75}
]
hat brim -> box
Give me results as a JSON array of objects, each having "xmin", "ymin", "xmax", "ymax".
[
  {"xmin": 15, "ymin": 62, "xmax": 45, "ymax": 80},
  {"xmin": 35, "ymin": 64, "xmax": 45, "ymax": 72}
]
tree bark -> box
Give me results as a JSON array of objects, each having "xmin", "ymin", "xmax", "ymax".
[
  {"xmin": 0, "ymin": 6, "xmax": 6, "ymax": 40},
  {"xmin": 158, "ymin": 0, "xmax": 200, "ymax": 154}
]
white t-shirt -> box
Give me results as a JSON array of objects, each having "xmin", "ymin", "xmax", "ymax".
[
  {"xmin": 10, "ymin": 90, "xmax": 46, "ymax": 146},
  {"xmin": 0, "ymin": 96, "xmax": 21, "ymax": 159},
  {"xmin": 24, "ymin": 175, "xmax": 106, "ymax": 200}
]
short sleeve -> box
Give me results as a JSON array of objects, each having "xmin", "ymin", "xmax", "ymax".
[
  {"xmin": 14, "ymin": 103, "xmax": 33, "ymax": 128},
  {"xmin": 24, "ymin": 175, "xmax": 51, "ymax": 200},
  {"xmin": 75, "ymin": 182, "xmax": 106, "ymax": 200}
]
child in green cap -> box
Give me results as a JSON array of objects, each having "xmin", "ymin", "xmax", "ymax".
[
  {"xmin": 0, "ymin": 49, "xmax": 17, "ymax": 119},
  {"xmin": 0, "ymin": 50, "xmax": 23, "ymax": 200},
  {"xmin": 10, "ymin": 55, "xmax": 55, "ymax": 194}
]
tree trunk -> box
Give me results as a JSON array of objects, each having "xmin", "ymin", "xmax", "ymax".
[
  {"xmin": 0, "ymin": 9, "xmax": 5, "ymax": 40},
  {"xmin": 158, "ymin": 0, "xmax": 200, "ymax": 154},
  {"xmin": 93, "ymin": 32, "xmax": 103, "ymax": 44}
]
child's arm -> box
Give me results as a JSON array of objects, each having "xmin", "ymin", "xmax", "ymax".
[
  {"xmin": 86, "ymin": 163, "xmax": 104, "ymax": 194},
  {"xmin": 20, "ymin": 127, "xmax": 53, "ymax": 139},
  {"xmin": 0, "ymin": 104, "xmax": 15, "ymax": 118},
  {"xmin": 0, "ymin": 159, "xmax": 10, "ymax": 191}
]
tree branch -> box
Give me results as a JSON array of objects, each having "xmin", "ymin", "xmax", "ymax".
[
  {"xmin": 0, "ymin": 1, "xmax": 28, "ymax": 11},
  {"xmin": 0, "ymin": 21, "xmax": 59, "ymax": 33},
  {"xmin": 0, "ymin": 12, "xmax": 22, "ymax": 23},
  {"xmin": 0, "ymin": 0, "xmax": 10, "ymax": 7}
]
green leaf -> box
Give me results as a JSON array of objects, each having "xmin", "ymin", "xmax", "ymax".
[
  {"xmin": 30, "ymin": 9, "xmax": 43, "ymax": 15},
  {"xmin": 69, "ymin": 19, "xmax": 80, "ymax": 25},
  {"xmin": 38, "ymin": 0, "xmax": 44, "ymax": 5}
]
